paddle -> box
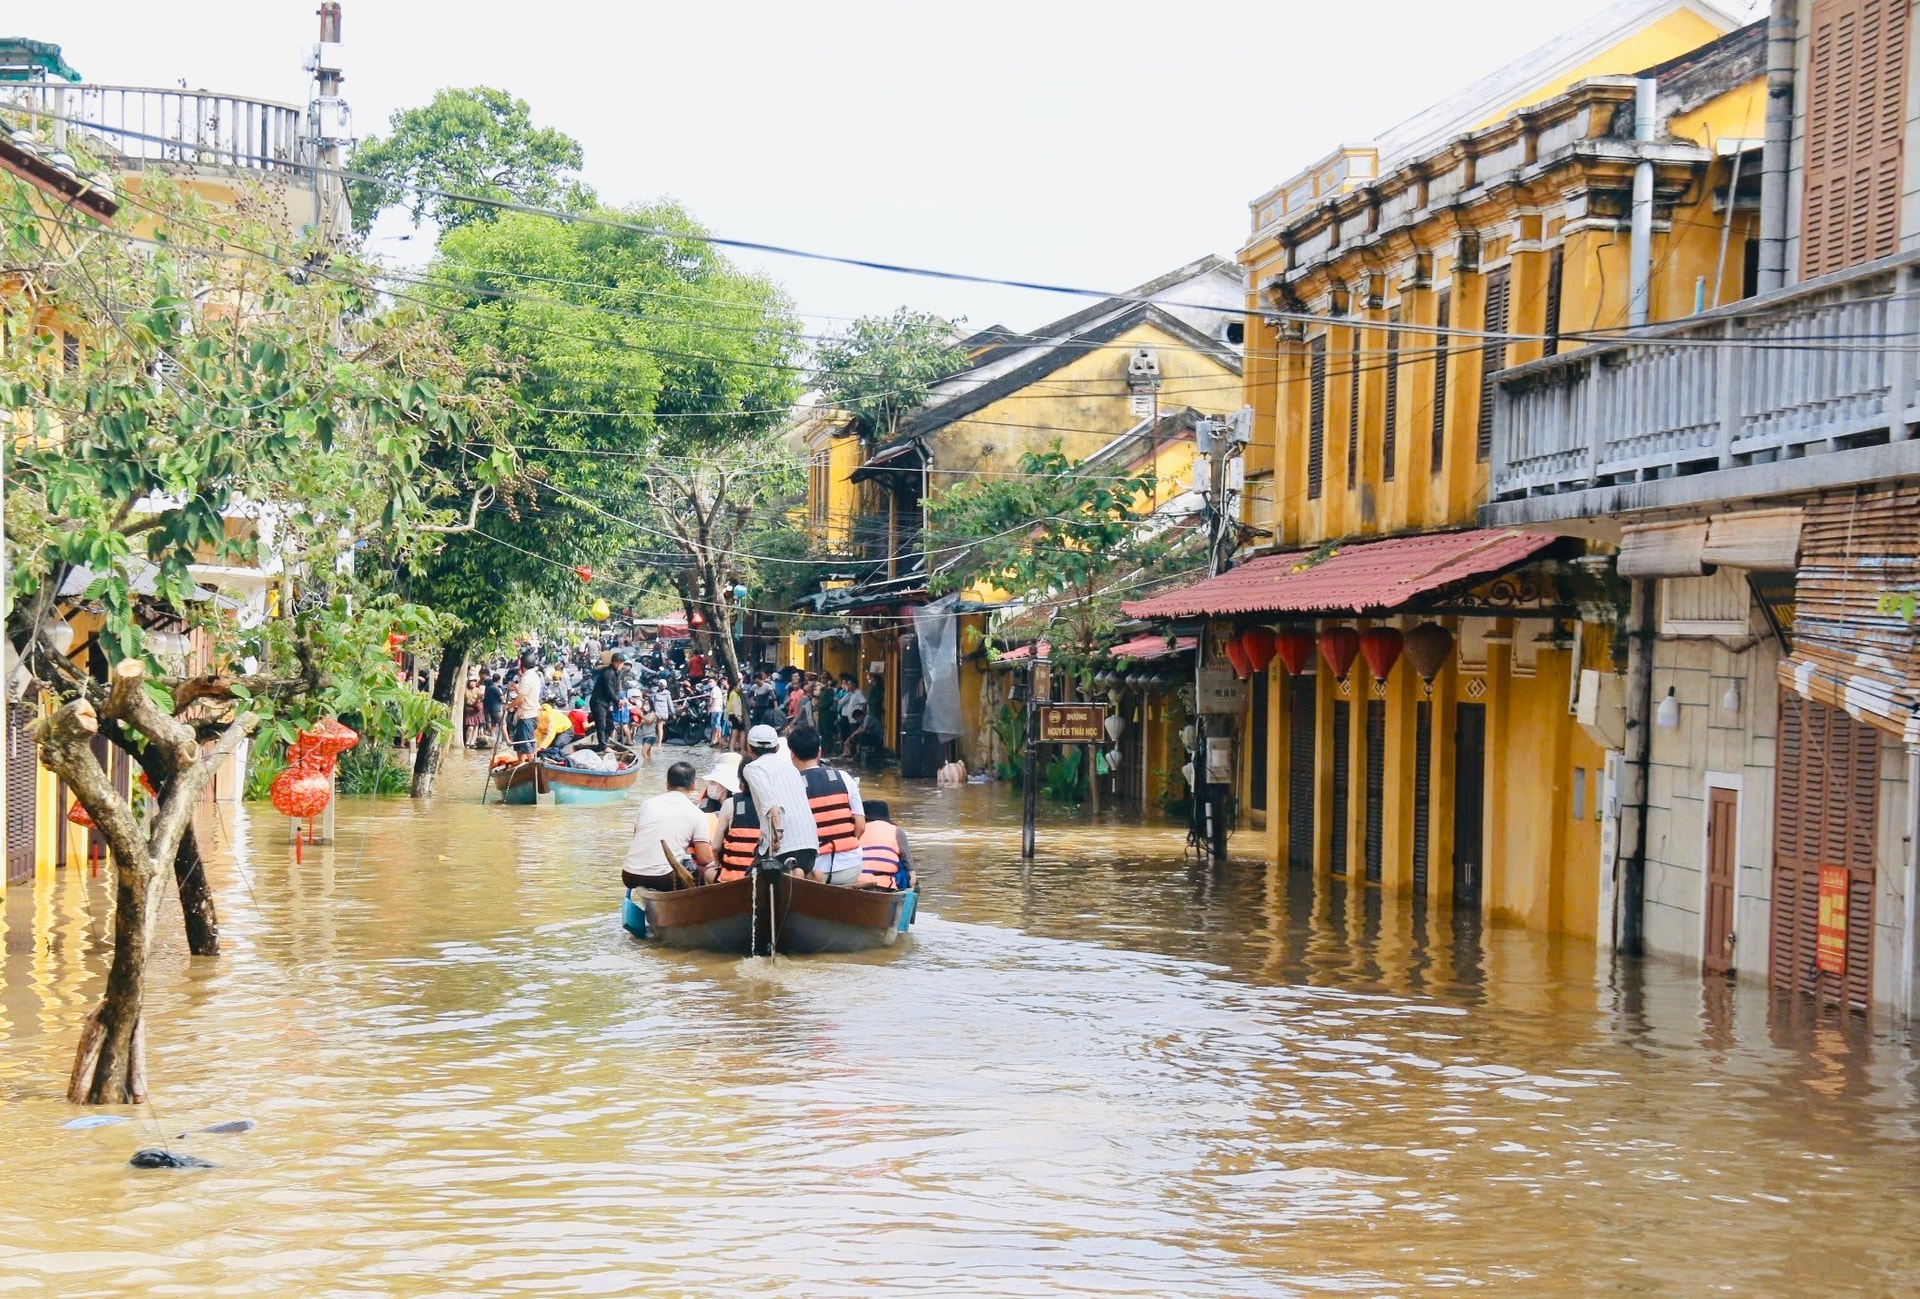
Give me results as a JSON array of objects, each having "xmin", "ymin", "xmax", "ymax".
[
  {"xmin": 478, "ymin": 727, "xmax": 503, "ymax": 805},
  {"xmin": 661, "ymin": 839, "xmax": 698, "ymax": 890}
]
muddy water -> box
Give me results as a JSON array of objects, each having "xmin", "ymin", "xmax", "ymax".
[{"xmin": 3, "ymin": 744, "xmax": 1919, "ymax": 1296}]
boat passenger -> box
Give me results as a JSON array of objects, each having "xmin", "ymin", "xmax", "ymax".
[
  {"xmin": 723, "ymin": 723, "xmax": 818, "ymax": 878},
  {"xmin": 855, "ymin": 798, "xmax": 912, "ymax": 891},
  {"xmin": 534, "ymin": 701, "xmax": 577, "ymax": 758},
  {"xmin": 622, "ymin": 761, "xmax": 713, "ymax": 891},
  {"xmin": 786, "ymin": 726, "xmax": 865, "ymax": 885}
]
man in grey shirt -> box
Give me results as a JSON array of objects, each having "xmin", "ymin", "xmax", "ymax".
[{"xmin": 731, "ymin": 723, "xmax": 819, "ymax": 874}]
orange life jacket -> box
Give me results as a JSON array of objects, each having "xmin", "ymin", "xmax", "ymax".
[
  {"xmin": 857, "ymin": 820, "xmax": 905, "ymax": 890},
  {"xmin": 718, "ymin": 791, "xmax": 762, "ymax": 882},
  {"xmin": 803, "ymin": 765, "xmax": 859, "ymax": 854}
]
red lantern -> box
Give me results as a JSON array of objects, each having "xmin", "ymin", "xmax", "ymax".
[
  {"xmin": 1241, "ymin": 626, "xmax": 1277, "ymax": 674},
  {"xmin": 574, "ymin": 565, "xmax": 593, "ymax": 583},
  {"xmin": 67, "ymin": 799, "xmax": 94, "ymax": 828},
  {"xmin": 689, "ymin": 609, "xmax": 706, "ymax": 628},
  {"xmin": 1275, "ymin": 627, "xmax": 1317, "ymax": 676},
  {"xmin": 1318, "ymin": 626, "xmax": 1360, "ymax": 681},
  {"xmin": 1360, "ymin": 626, "xmax": 1404, "ymax": 681},
  {"xmin": 1224, "ymin": 636, "xmax": 1252, "ymax": 680},
  {"xmin": 269, "ymin": 761, "xmax": 332, "ymax": 819},
  {"xmin": 1405, "ymin": 623, "xmax": 1455, "ymax": 684}
]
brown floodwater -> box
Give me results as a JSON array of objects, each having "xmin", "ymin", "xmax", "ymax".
[{"xmin": 3, "ymin": 742, "xmax": 1919, "ymax": 1296}]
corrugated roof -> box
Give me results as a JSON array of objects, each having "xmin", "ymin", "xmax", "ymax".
[
  {"xmin": 1120, "ymin": 529, "xmax": 1560, "ymax": 619},
  {"xmin": 1109, "ymin": 633, "xmax": 1196, "ymax": 661}
]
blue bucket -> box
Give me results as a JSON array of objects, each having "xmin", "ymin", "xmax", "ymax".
[{"xmin": 621, "ymin": 892, "xmax": 648, "ymax": 940}]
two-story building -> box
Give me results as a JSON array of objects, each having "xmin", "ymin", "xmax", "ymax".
[
  {"xmin": 1124, "ymin": 1, "xmax": 1764, "ymax": 939},
  {"xmin": 1486, "ymin": 0, "xmax": 1920, "ymax": 1018}
]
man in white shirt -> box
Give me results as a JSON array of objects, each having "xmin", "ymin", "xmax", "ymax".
[
  {"xmin": 729, "ymin": 723, "xmax": 819, "ymax": 873},
  {"xmin": 510, "ymin": 656, "xmax": 545, "ymax": 753},
  {"xmin": 623, "ymin": 761, "xmax": 714, "ymax": 891}
]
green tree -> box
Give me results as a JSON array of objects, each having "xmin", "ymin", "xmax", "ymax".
[
  {"xmin": 1, "ymin": 169, "xmax": 500, "ymax": 1103},
  {"xmin": 347, "ymin": 86, "xmax": 589, "ymax": 238},
  {"xmin": 813, "ymin": 308, "xmax": 966, "ymax": 443}
]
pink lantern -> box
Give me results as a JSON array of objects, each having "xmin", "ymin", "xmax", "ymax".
[
  {"xmin": 1359, "ymin": 627, "xmax": 1405, "ymax": 681},
  {"xmin": 67, "ymin": 799, "xmax": 94, "ymax": 828},
  {"xmin": 1318, "ymin": 626, "xmax": 1360, "ymax": 681},
  {"xmin": 269, "ymin": 761, "xmax": 332, "ymax": 819}
]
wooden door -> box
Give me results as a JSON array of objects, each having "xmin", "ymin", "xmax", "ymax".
[
  {"xmin": 1771, "ymin": 690, "xmax": 1879, "ymax": 1010},
  {"xmin": 5, "ymin": 699, "xmax": 36, "ymax": 885},
  {"xmin": 1286, "ymin": 676, "xmax": 1316, "ymax": 871},
  {"xmin": 1330, "ymin": 699, "xmax": 1351, "ymax": 876},
  {"xmin": 1412, "ymin": 701, "xmax": 1433, "ymax": 897},
  {"xmin": 1248, "ymin": 670, "xmax": 1269, "ymax": 813},
  {"xmin": 1704, "ymin": 786, "xmax": 1739, "ymax": 975},
  {"xmin": 1363, "ymin": 699, "xmax": 1386, "ymax": 884},
  {"xmin": 1452, "ymin": 702, "xmax": 1487, "ymax": 906}
]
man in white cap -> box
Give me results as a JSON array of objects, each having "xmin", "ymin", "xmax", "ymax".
[
  {"xmin": 621, "ymin": 761, "xmax": 713, "ymax": 892},
  {"xmin": 722, "ymin": 722, "xmax": 819, "ymax": 876}
]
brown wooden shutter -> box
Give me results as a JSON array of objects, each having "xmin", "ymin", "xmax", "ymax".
[
  {"xmin": 1412, "ymin": 700, "xmax": 1432, "ymax": 896},
  {"xmin": 1477, "ymin": 266, "xmax": 1511, "ymax": 462},
  {"xmin": 6, "ymin": 700, "xmax": 37, "ymax": 886},
  {"xmin": 1249, "ymin": 669, "xmax": 1269, "ymax": 812},
  {"xmin": 1287, "ymin": 675, "xmax": 1317, "ymax": 871},
  {"xmin": 1363, "ymin": 698, "xmax": 1385, "ymax": 884},
  {"xmin": 1430, "ymin": 290, "xmax": 1450, "ymax": 475},
  {"xmin": 1543, "ymin": 247, "xmax": 1564, "ymax": 357},
  {"xmin": 1347, "ymin": 328, "xmax": 1362, "ymax": 489},
  {"xmin": 1383, "ymin": 307, "xmax": 1401, "ymax": 480},
  {"xmin": 1330, "ymin": 698, "xmax": 1351, "ymax": 876},
  {"xmin": 1308, "ymin": 336, "xmax": 1327, "ymax": 500},
  {"xmin": 1801, "ymin": 0, "xmax": 1910, "ymax": 278}
]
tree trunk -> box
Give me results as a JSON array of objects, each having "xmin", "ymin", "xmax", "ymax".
[
  {"xmin": 172, "ymin": 826, "xmax": 218, "ymax": 957},
  {"xmin": 411, "ymin": 643, "xmax": 468, "ymax": 799},
  {"xmin": 72, "ymin": 850, "xmax": 158, "ymax": 1103}
]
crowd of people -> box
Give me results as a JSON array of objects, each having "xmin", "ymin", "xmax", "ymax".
[{"xmin": 620, "ymin": 725, "xmax": 913, "ymax": 895}]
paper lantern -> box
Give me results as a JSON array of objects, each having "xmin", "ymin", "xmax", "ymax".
[
  {"xmin": 589, "ymin": 597, "xmax": 611, "ymax": 622},
  {"xmin": 689, "ymin": 609, "xmax": 706, "ymax": 628},
  {"xmin": 1359, "ymin": 626, "xmax": 1405, "ymax": 681},
  {"xmin": 1275, "ymin": 627, "xmax": 1316, "ymax": 676},
  {"xmin": 1318, "ymin": 626, "xmax": 1360, "ymax": 681},
  {"xmin": 574, "ymin": 565, "xmax": 593, "ymax": 583},
  {"xmin": 293, "ymin": 718, "xmax": 360, "ymax": 776},
  {"xmin": 67, "ymin": 799, "xmax": 94, "ymax": 828},
  {"xmin": 1224, "ymin": 636, "xmax": 1252, "ymax": 680},
  {"xmin": 269, "ymin": 761, "xmax": 332, "ymax": 819},
  {"xmin": 1241, "ymin": 626, "xmax": 1277, "ymax": 674},
  {"xmin": 1103, "ymin": 713, "xmax": 1125, "ymax": 742},
  {"xmin": 1404, "ymin": 623, "xmax": 1454, "ymax": 683}
]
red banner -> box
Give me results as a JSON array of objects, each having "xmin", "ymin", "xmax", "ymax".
[{"xmin": 1816, "ymin": 865, "xmax": 1849, "ymax": 976}]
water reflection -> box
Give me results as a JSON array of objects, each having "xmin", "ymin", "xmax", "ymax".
[{"xmin": 1, "ymin": 744, "xmax": 1916, "ymax": 1295}]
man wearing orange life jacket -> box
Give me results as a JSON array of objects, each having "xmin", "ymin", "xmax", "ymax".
[
  {"xmin": 710, "ymin": 724, "xmax": 818, "ymax": 882},
  {"xmin": 787, "ymin": 725, "xmax": 866, "ymax": 885},
  {"xmin": 855, "ymin": 798, "xmax": 912, "ymax": 891}
]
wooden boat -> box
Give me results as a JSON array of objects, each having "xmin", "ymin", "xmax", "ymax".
[
  {"xmin": 489, "ymin": 758, "xmax": 552, "ymax": 806},
  {"xmin": 623, "ymin": 862, "xmax": 916, "ymax": 955},
  {"xmin": 490, "ymin": 746, "xmax": 641, "ymax": 806}
]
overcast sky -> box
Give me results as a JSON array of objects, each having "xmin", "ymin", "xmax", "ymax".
[{"xmin": 49, "ymin": 0, "xmax": 1757, "ymax": 335}]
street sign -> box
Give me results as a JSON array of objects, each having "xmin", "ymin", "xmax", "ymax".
[{"xmin": 1037, "ymin": 703, "xmax": 1106, "ymax": 745}]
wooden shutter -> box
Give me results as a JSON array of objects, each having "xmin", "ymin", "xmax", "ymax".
[
  {"xmin": 1347, "ymin": 328, "xmax": 1362, "ymax": 489},
  {"xmin": 1382, "ymin": 307, "xmax": 1401, "ymax": 480},
  {"xmin": 1477, "ymin": 266, "xmax": 1510, "ymax": 462},
  {"xmin": 1412, "ymin": 701, "xmax": 1432, "ymax": 896},
  {"xmin": 1430, "ymin": 290, "xmax": 1450, "ymax": 475},
  {"xmin": 6, "ymin": 700, "xmax": 38, "ymax": 885},
  {"xmin": 1543, "ymin": 247, "xmax": 1564, "ymax": 357},
  {"xmin": 1363, "ymin": 699, "xmax": 1385, "ymax": 884},
  {"xmin": 1770, "ymin": 689, "xmax": 1880, "ymax": 1010},
  {"xmin": 1308, "ymin": 336, "xmax": 1327, "ymax": 500},
  {"xmin": 1330, "ymin": 699, "xmax": 1351, "ymax": 876},
  {"xmin": 1801, "ymin": 0, "xmax": 1910, "ymax": 278},
  {"xmin": 1287, "ymin": 675, "xmax": 1317, "ymax": 871},
  {"xmin": 1249, "ymin": 669, "xmax": 1269, "ymax": 812}
]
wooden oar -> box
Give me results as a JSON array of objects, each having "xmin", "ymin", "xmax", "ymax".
[
  {"xmin": 478, "ymin": 728, "xmax": 504, "ymax": 804},
  {"xmin": 661, "ymin": 839, "xmax": 698, "ymax": 890}
]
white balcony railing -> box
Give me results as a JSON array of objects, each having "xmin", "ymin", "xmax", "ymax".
[
  {"xmin": 1490, "ymin": 252, "xmax": 1920, "ymax": 504},
  {"xmin": 0, "ymin": 82, "xmax": 306, "ymax": 174}
]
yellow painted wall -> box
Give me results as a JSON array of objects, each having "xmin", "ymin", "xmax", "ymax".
[{"xmin": 1468, "ymin": 9, "xmax": 1734, "ymax": 133}]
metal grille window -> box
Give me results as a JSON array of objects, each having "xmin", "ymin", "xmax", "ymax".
[
  {"xmin": 1802, "ymin": 0, "xmax": 1909, "ymax": 277},
  {"xmin": 1382, "ymin": 307, "xmax": 1401, "ymax": 480},
  {"xmin": 1476, "ymin": 266, "xmax": 1510, "ymax": 462},
  {"xmin": 1363, "ymin": 699, "xmax": 1385, "ymax": 884},
  {"xmin": 1330, "ymin": 699, "xmax": 1351, "ymax": 877},
  {"xmin": 1543, "ymin": 248, "xmax": 1564, "ymax": 358},
  {"xmin": 1429, "ymin": 290, "xmax": 1450, "ymax": 476},
  {"xmin": 1249, "ymin": 670, "xmax": 1269, "ymax": 812},
  {"xmin": 1287, "ymin": 676, "xmax": 1316, "ymax": 871},
  {"xmin": 1412, "ymin": 701, "xmax": 1432, "ymax": 896},
  {"xmin": 1347, "ymin": 328, "xmax": 1361, "ymax": 490},
  {"xmin": 1308, "ymin": 336, "xmax": 1327, "ymax": 500}
]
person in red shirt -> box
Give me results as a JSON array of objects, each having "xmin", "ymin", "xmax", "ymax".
[
  {"xmin": 567, "ymin": 698, "xmax": 590, "ymax": 737},
  {"xmin": 686, "ymin": 650, "xmax": 706, "ymax": 681}
]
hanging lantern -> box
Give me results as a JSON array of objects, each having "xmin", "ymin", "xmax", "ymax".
[
  {"xmin": 1103, "ymin": 713, "xmax": 1125, "ymax": 742},
  {"xmin": 1318, "ymin": 625, "xmax": 1361, "ymax": 681},
  {"xmin": 689, "ymin": 609, "xmax": 706, "ymax": 628},
  {"xmin": 1405, "ymin": 623, "xmax": 1455, "ymax": 684},
  {"xmin": 1359, "ymin": 626, "xmax": 1405, "ymax": 681},
  {"xmin": 589, "ymin": 597, "xmax": 612, "ymax": 622},
  {"xmin": 574, "ymin": 565, "xmax": 593, "ymax": 583},
  {"xmin": 1106, "ymin": 746, "xmax": 1123, "ymax": 772},
  {"xmin": 1241, "ymin": 626, "xmax": 1277, "ymax": 674},
  {"xmin": 1179, "ymin": 724, "xmax": 1197, "ymax": 750},
  {"xmin": 1224, "ymin": 636, "xmax": 1252, "ymax": 680},
  {"xmin": 1274, "ymin": 627, "xmax": 1317, "ymax": 676},
  {"xmin": 269, "ymin": 761, "xmax": 332, "ymax": 819},
  {"xmin": 67, "ymin": 799, "xmax": 94, "ymax": 828}
]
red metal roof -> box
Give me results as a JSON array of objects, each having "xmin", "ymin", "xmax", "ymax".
[
  {"xmin": 1120, "ymin": 529, "xmax": 1560, "ymax": 619},
  {"xmin": 1109, "ymin": 633, "xmax": 1197, "ymax": 661}
]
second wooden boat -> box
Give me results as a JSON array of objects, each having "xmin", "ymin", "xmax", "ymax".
[{"xmin": 628, "ymin": 864, "xmax": 915, "ymax": 955}]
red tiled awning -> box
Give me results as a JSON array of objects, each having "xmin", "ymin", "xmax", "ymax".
[
  {"xmin": 1120, "ymin": 529, "xmax": 1561, "ymax": 620},
  {"xmin": 1108, "ymin": 634, "xmax": 1197, "ymax": 661},
  {"xmin": 995, "ymin": 640, "xmax": 1050, "ymax": 663}
]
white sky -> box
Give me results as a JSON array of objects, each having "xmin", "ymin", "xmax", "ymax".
[{"xmin": 46, "ymin": 0, "xmax": 1755, "ymax": 335}]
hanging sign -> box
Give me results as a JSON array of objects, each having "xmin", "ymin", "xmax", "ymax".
[
  {"xmin": 1037, "ymin": 703, "xmax": 1106, "ymax": 744},
  {"xmin": 1195, "ymin": 666, "xmax": 1247, "ymax": 715},
  {"xmin": 1816, "ymin": 865, "xmax": 1849, "ymax": 976}
]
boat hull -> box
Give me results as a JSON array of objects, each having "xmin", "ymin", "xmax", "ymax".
[
  {"xmin": 543, "ymin": 760, "xmax": 642, "ymax": 805},
  {"xmin": 489, "ymin": 761, "xmax": 550, "ymax": 805},
  {"xmin": 635, "ymin": 869, "xmax": 915, "ymax": 955}
]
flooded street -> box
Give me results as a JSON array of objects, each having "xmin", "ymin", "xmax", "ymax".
[{"xmin": 4, "ymin": 744, "xmax": 1920, "ymax": 1296}]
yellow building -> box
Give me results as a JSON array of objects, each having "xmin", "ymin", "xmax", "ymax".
[
  {"xmin": 800, "ymin": 257, "xmax": 1246, "ymax": 783},
  {"xmin": 1126, "ymin": 7, "xmax": 1766, "ymax": 936}
]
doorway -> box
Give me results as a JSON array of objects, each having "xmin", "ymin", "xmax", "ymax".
[
  {"xmin": 1704, "ymin": 784, "xmax": 1738, "ymax": 975},
  {"xmin": 1452, "ymin": 702, "xmax": 1486, "ymax": 907}
]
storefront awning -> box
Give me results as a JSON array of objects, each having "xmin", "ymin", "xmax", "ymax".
[
  {"xmin": 1120, "ymin": 528, "xmax": 1561, "ymax": 620},
  {"xmin": 1109, "ymin": 633, "xmax": 1196, "ymax": 661}
]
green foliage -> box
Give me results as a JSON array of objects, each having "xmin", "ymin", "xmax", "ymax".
[
  {"xmin": 243, "ymin": 745, "xmax": 287, "ymax": 802},
  {"xmin": 991, "ymin": 702, "xmax": 1027, "ymax": 782},
  {"xmin": 335, "ymin": 742, "xmax": 413, "ymax": 797},
  {"xmin": 813, "ymin": 308, "xmax": 966, "ymax": 442},
  {"xmin": 929, "ymin": 447, "xmax": 1177, "ymax": 677},
  {"xmin": 347, "ymin": 86, "xmax": 590, "ymax": 237},
  {"xmin": 1042, "ymin": 746, "xmax": 1086, "ymax": 805}
]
